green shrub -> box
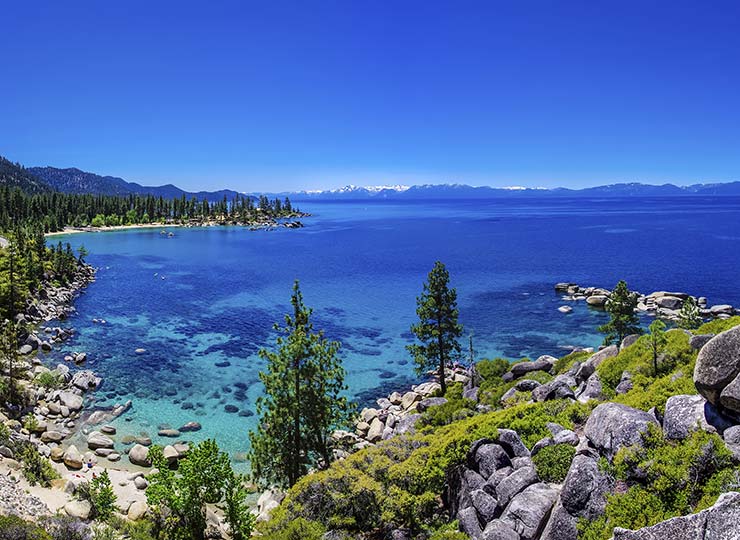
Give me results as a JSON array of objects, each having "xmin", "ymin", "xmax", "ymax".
[
  {"xmin": 597, "ymin": 330, "xmax": 695, "ymax": 393},
  {"xmin": 19, "ymin": 444, "xmax": 59, "ymax": 487},
  {"xmin": 579, "ymin": 427, "xmax": 739, "ymax": 540},
  {"xmin": 22, "ymin": 414, "xmax": 40, "ymax": 432},
  {"xmin": 553, "ymin": 350, "xmax": 592, "ymax": 375},
  {"xmin": 34, "ymin": 370, "xmax": 63, "ymax": 389},
  {"xmin": 259, "ymin": 517, "xmax": 326, "ymax": 540},
  {"xmin": 476, "ymin": 358, "xmax": 510, "ymax": 380},
  {"xmin": 421, "ymin": 384, "xmax": 476, "ymax": 427},
  {"xmin": 614, "ymin": 368, "xmax": 696, "ymax": 414},
  {"xmin": 532, "ymin": 444, "xmax": 576, "ymax": 483},
  {"xmin": 0, "ymin": 515, "xmax": 53, "ymax": 539},
  {"xmin": 695, "ymin": 316, "xmax": 740, "ymax": 335},
  {"xmin": 89, "ymin": 469, "xmax": 117, "ymax": 520}
]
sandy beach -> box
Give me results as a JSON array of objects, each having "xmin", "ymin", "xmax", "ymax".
[{"xmin": 45, "ymin": 223, "xmax": 183, "ymax": 237}]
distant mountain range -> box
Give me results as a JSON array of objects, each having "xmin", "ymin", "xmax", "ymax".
[
  {"xmin": 269, "ymin": 181, "xmax": 740, "ymax": 200},
  {"xmin": 2, "ymin": 155, "xmax": 739, "ymax": 200},
  {"xmin": 28, "ymin": 166, "xmax": 242, "ymax": 202}
]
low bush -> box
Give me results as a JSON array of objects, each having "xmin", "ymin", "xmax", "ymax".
[
  {"xmin": 18, "ymin": 443, "xmax": 59, "ymax": 487},
  {"xmin": 579, "ymin": 427, "xmax": 739, "ymax": 540},
  {"xmin": 420, "ymin": 384, "xmax": 476, "ymax": 428},
  {"xmin": 0, "ymin": 515, "xmax": 53, "ymax": 540},
  {"xmin": 597, "ymin": 330, "xmax": 695, "ymax": 393},
  {"xmin": 34, "ymin": 370, "xmax": 63, "ymax": 389},
  {"xmin": 553, "ymin": 350, "xmax": 592, "ymax": 375},
  {"xmin": 695, "ymin": 316, "xmax": 740, "ymax": 335},
  {"xmin": 532, "ymin": 443, "xmax": 576, "ymax": 483}
]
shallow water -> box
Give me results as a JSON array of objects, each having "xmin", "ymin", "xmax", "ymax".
[{"xmin": 45, "ymin": 197, "xmax": 740, "ymax": 464}]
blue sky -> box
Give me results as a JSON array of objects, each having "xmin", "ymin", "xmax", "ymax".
[{"xmin": 1, "ymin": 1, "xmax": 739, "ymax": 192}]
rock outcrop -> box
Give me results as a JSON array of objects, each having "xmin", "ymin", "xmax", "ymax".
[
  {"xmin": 584, "ymin": 403, "xmax": 659, "ymax": 459},
  {"xmin": 694, "ymin": 325, "xmax": 740, "ymax": 417},
  {"xmin": 612, "ymin": 491, "xmax": 740, "ymax": 540},
  {"xmin": 447, "ymin": 433, "xmax": 561, "ymax": 540}
]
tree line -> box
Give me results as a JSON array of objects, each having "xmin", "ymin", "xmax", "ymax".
[{"xmin": 0, "ymin": 186, "xmax": 297, "ymax": 232}]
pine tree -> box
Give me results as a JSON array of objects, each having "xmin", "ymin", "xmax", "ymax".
[
  {"xmin": 407, "ymin": 261, "xmax": 463, "ymax": 395},
  {"xmin": 647, "ymin": 319, "xmax": 667, "ymax": 376},
  {"xmin": 677, "ymin": 297, "xmax": 702, "ymax": 330},
  {"xmin": 598, "ymin": 280, "xmax": 641, "ymax": 346},
  {"xmin": 0, "ymin": 321, "xmax": 19, "ymax": 409},
  {"xmin": 248, "ymin": 281, "xmax": 351, "ymax": 488}
]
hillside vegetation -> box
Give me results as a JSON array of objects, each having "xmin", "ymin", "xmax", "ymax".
[{"xmin": 258, "ymin": 317, "xmax": 740, "ymax": 540}]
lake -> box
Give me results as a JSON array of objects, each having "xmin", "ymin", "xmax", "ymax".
[{"xmin": 47, "ymin": 196, "xmax": 740, "ymax": 463}]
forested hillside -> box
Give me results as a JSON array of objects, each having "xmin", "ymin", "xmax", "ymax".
[{"xmin": 0, "ymin": 157, "xmax": 51, "ymax": 194}]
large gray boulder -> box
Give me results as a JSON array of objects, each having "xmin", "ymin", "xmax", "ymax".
[
  {"xmin": 482, "ymin": 521, "xmax": 519, "ymax": 540},
  {"xmin": 495, "ymin": 466, "xmax": 538, "ymax": 506},
  {"xmin": 58, "ymin": 391, "xmax": 83, "ymax": 411},
  {"xmin": 532, "ymin": 378, "xmax": 575, "ymax": 402},
  {"xmin": 128, "ymin": 444, "xmax": 151, "ymax": 467},
  {"xmin": 500, "ymin": 483, "xmax": 560, "ymax": 540},
  {"xmin": 87, "ymin": 431, "xmax": 114, "ymax": 450},
  {"xmin": 576, "ymin": 373, "xmax": 605, "ymax": 403},
  {"xmin": 694, "ymin": 325, "xmax": 740, "ymax": 416},
  {"xmin": 470, "ymin": 488, "xmax": 499, "ymax": 523},
  {"xmin": 613, "ymin": 491, "xmax": 740, "ymax": 540},
  {"xmin": 663, "ymin": 394, "xmax": 734, "ymax": 440},
  {"xmin": 584, "ymin": 403, "xmax": 659, "ymax": 459},
  {"xmin": 541, "ymin": 452, "xmax": 611, "ymax": 540},
  {"xmin": 509, "ymin": 357, "xmax": 555, "ymax": 379},
  {"xmin": 575, "ymin": 345, "xmax": 619, "ymax": 384},
  {"xmin": 497, "ymin": 429, "xmax": 531, "ymax": 458},
  {"xmin": 474, "ymin": 442, "xmax": 511, "ymax": 479}
]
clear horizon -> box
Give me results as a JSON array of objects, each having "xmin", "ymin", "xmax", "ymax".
[{"xmin": 2, "ymin": 1, "xmax": 739, "ymax": 192}]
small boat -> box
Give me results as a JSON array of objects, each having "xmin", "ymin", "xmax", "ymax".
[{"xmin": 168, "ymin": 232, "xmax": 175, "ymax": 238}]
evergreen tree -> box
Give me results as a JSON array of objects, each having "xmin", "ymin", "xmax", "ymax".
[
  {"xmin": 647, "ymin": 319, "xmax": 667, "ymax": 376},
  {"xmin": 677, "ymin": 297, "xmax": 702, "ymax": 330},
  {"xmin": 0, "ymin": 322, "xmax": 19, "ymax": 409},
  {"xmin": 248, "ymin": 281, "xmax": 351, "ymax": 488},
  {"xmin": 407, "ymin": 261, "xmax": 463, "ymax": 395},
  {"xmin": 147, "ymin": 439, "xmax": 253, "ymax": 540},
  {"xmin": 598, "ymin": 280, "xmax": 641, "ymax": 346}
]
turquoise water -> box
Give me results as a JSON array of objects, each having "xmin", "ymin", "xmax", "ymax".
[{"xmin": 46, "ymin": 197, "xmax": 740, "ymax": 462}]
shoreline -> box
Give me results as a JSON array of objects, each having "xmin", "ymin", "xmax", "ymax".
[
  {"xmin": 44, "ymin": 214, "xmax": 310, "ymax": 237},
  {"xmin": 4, "ymin": 261, "xmax": 740, "ymax": 525},
  {"xmin": 44, "ymin": 223, "xmax": 184, "ymax": 237}
]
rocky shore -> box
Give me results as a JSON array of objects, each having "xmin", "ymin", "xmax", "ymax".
[
  {"xmin": 555, "ymin": 282, "xmax": 738, "ymax": 321},
  {"xmin": 48, "ymin": 215, "xmax": 308, "ymax": 237}
]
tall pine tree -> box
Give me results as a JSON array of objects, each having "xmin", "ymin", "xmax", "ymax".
[
  {"xmin": 598, "ymin": 280, "xmax": 641, "ymax": 346},
  {"xmin": 248, "ymin": 281, "xmax": 352, "ymax": 488},
  {"xmin": 407, "ymin": 261, "xmax": 463, "ymax": 395}
]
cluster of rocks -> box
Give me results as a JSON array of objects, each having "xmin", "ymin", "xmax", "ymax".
[
  {"xmin": 332, "ymin": 366, "xmax": 474, "ymax": 454},
  {"xmin": 447, "ymin": 324, "xmax": 740, "ymax": 539},
  {"xmin": 499, "ymin": 346, "xmax": 624, "ymax": 406},
  {"xmin": 0, "ymin": 365, "xmax": 106, "ymax": 461},
  {"xmin": 554, "ymin": 282, "xmax": 737, "ymax": 321},
  {"xmin": 0, "ymin": 472, "xmax": 51, "ymax": 520},
  {"xmin": 449, "ymin": 430, "xmax": 562, "ymax": 540},
  {"xmin": 18, "ymin": 327, "xmax": 74, "ymax": 356},
  {"xmin": 17, "ymin": 263, "xmax": 96, "ymax": 327},
  {"xmin": 448, "ymin": 391, "xmax": 740, "ymax": 540}
]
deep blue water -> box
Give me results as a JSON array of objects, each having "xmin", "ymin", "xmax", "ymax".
[{"xmin": 46, "ymin": 197, "xmax": 740, "ymax": 462}]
